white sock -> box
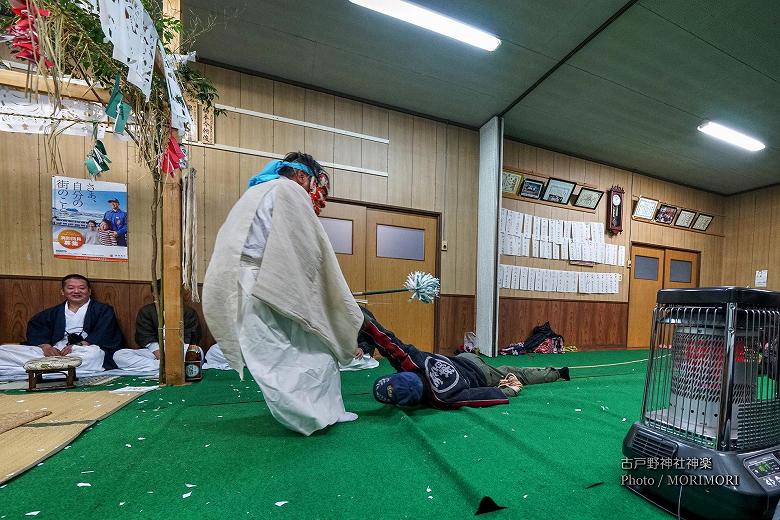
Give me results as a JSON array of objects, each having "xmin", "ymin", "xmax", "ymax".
[{"xmin": 337, "ymin": 411, "xmax": 358, "ymax": 423}]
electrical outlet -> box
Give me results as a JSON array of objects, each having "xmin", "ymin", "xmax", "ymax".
[{"xmin": 441, "ymin": 240, "xmax": 448, "ymax": 251}]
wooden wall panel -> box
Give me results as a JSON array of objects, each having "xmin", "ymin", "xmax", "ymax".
[
  {"xmin": 438, "ymin": 294, "xmax": 627, "ymax": 352},
  {"xmin": 361, "ymin": 104, "xmax": 389, "ymax": 205},
  {"xmin": 720, "ymin": 184, "xmax": 780, "ymax": 290},
  {"xmin": 0, "ymin": 133, "xmax": 41, "ymax": 275},
  {"xmin": 332, "ymin": 98, "xmax": 363, "ymax": 200},
  {"xmin": 437, "ymin": 294, "xmax": 476, "ymax": 354}
]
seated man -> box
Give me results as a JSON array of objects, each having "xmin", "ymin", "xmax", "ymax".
[
  {"xmin": 113, "ymin": 281, "xmax": 203, "ymax": 372},
  {"xmin": 359, "ymin": 308, "xmax": 569, "ymax": 409},
  {"xmin": 0, "ymin": 274, "xmax": 123, "ymax": 378}
]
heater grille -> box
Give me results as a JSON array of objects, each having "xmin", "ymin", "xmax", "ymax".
[
  {"xmin": 631, "ymin": 429, "xmax": 677, "ymax": 459},
  {"xmin": 641, "ymin": 295, "xmax": 780, "ymax": 452}
]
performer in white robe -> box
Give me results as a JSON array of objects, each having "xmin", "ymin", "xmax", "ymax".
[{"xmin": 203, "ymin": 152, "xmax": 364, "ymax": 436}]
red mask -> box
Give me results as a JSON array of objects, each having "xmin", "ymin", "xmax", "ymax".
[{"xmin": 310, "ymin": 173, "xmax": 329, "ymax": 215}]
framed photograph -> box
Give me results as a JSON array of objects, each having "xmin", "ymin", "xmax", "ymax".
[
  {"xmin": 501, "ymin": 171, "xmax": 524, "ymax": 195},
  {"xmin": 519, "ymin": 178, "xmax": 545, "ymax": 199},
  {"xmin": 573, "ymin": 187, "xmax": 604, "ymax": 209},
  {"xmin": 541, "ymin": 178, "xmax": 576, "ymax": 205},
  {"xmin": 692, "ymin": 213, "xmax": 714, "ymax": 231},
  {"xmin": 674, "ymin": 209, "xmax": 696, "ymax": 228},
  {"xmin": 654, "ymin": 204, "xmax": 678, "ymax": 225},
  {"xmin": 633, "ymin": 196, "xmax": 659, "ymax": 220}
]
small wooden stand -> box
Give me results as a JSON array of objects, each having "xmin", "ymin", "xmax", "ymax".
[{"xmin": 26, "ymin": 367, "xmax": 77, "ymax": 392}]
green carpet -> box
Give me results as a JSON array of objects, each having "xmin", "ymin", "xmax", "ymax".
[{"xmin": 0, "ymin": 350, "xmax": 671, "ymax": 519}]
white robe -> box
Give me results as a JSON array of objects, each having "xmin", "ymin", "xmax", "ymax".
[{"xmin": 203, "ymin": 179, "xmax": 363, "ymax": 436}]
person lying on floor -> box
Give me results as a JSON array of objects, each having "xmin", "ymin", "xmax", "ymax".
[
  {"xmin": 359, "ymin": 307, "xmax": 569, "ymax": 409},
  {"xmin": 0, "ymin": 274, "xmax": 123, "ymax": 377},
  {"xmin": 113, "ymin": 280, "xmax": 203, "ymax": 371}
]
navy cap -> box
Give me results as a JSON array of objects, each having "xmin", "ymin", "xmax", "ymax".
[{"xmin": 373, "ymin": 372, "xmax": 423, "ymax": 406}]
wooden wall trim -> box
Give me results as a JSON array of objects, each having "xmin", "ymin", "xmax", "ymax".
[{"xmin": 438, "ymin": 294, "xmax": 628, "ymax": 353}]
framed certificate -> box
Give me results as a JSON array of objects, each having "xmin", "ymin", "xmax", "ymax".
[
  {"xmin": 633, "ymin": 197, "xmax": 659, "ymax": 220},
  {"xmin": 501, "ymin": 171, "xmax": 524, "ymax": 195},
  {"xmin": 573, "ymin": 187, "xmax": 604, "ymax": 209},
  {"xmin": 674, "ymin": 209, "xmax": 696, "ymax": 228},
  {"xmin": 519, "ymin": 178, "xmax": 545, "ymax": 199},
  {"xmin": 691, "ymin": 213, "xmax": 713, "ymax": 231},
  {"xmin": 540, "ymin": 178, "xmax": 576, "ymax": 205}
]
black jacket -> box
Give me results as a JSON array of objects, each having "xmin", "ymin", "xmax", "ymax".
[
  {"xmin": 25, "ymin": 300, "xmax": 124, "ymax": 369},
  {"xmin": 134, "ymin": 303, "xmax": 203, "ymax": 347}
]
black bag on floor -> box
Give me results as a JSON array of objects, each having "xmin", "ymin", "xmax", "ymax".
[{"xmin": 523, "ymin": 322, "xmax": 564, "ymax": 352}]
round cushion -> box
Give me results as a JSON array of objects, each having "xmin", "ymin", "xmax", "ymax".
[{"xmin": 24, "ymin": 356, "xmax": 83, "ymax": 371}]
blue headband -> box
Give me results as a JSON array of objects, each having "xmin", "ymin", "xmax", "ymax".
[{"xmin": 247, "ymin": 160, "xmax": 315, "ymax": 188}]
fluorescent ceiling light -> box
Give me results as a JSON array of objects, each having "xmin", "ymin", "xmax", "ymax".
[
  {"xmin": 349, "ymin": 0, "xmax": 501, "ymax": 51},
  {"xmin": 697, "ymin": 121, "xmax": 765, "ymax": 152}
]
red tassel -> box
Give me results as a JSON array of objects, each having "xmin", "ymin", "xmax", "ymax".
[{"xmin": 160, "ymin": 130, "xmax": 186, "ymax": 175}]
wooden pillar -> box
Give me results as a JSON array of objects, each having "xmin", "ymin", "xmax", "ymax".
[{"xmin": 161, "ymin": 0, "xmax": 184, "ymax": 385}]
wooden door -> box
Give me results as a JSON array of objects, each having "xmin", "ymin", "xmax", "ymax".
[
  {"xmin": 627, "ymin": 245, "xmax": 665, "ymax": 349},
  {"xmin": 663, "ymin": 249, "xmax": 699, "ymax": 290},
  {"xmin": 318, "ymin": 202, "xmax": 366, "ymax": 294},
  {"xmin": 627, "ymin": 245, "xmax": 700, "ymax": 349},
  {"xmin": 366, "ymin": 209, "xmax": 438, "ymax": 352}
]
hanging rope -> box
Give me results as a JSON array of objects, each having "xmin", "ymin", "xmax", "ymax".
[{"xmin": 181, "ymin": 167, "xmax": 199, "ymax": 302}]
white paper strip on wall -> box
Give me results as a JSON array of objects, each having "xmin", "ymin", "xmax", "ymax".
[
  {"xmin": 512, "ymin": 212, "xmax": 524, "ymax": 236},
  {"xmin": 570, "ymin": 271, "xmax": 579, "ymax": 293},
  {"xmin": 532, "ymin": 216, "xmax": 541, "ymax": 237},
  {"xmin": 535, "ymin": 269, "xmax": 544, "ymax": 291},
  {"xmin": 569, "ymin": 242, "xmax": 580, "ymax": 261},
  {"xmin": 552, "ymin": 243, "xmax": 560, "ymax": 260},
  {"xmin": 560, "ymin": 241, "xmax": 569, "ymax": 260},
  {"xmin": 563, "ymin": 220, "xmax": 572, "ymax": 242},
  {"xmin": 591, "ymin": 222, "xmax": 603, "ymax": 243},
  {"xmin": 618, "ymin": 245, "xmax": 626, "ymax": 267},
  {"xmin": 584, "ymin": 222, "xmax": 591, "ymax": 241},
  {"xmin": 519, "ymin": 266, "xmax": 529, "ymax": 290},
  {"xmin": 523, "ymin": 216, "xmax": 533, "ymax": 237},
  {"xmin": 540, "ymin": 218, "xmax": 549, "ymax": 239},
  {"xmin": 503, "ymin": 264, "xmax": 512, "ymax": 288},
  {"xmin": 605, "ymin": 244, "xmax": 618, "ymax": 265},
  {"xmin": 506, "ymin": 211, "xmax": 516, "ymax": 236},
  {"xmin": 596, "ymin": 222, "xmax": 606, "ymax": 241},
  {"xmin": 541, "ymin": 270, "xmax": 552, "ymax": 292},
  {"xmin": 532, "ymin": 240, "xmax": 540, "ymax": 258},
  {"xmin": 597, "ymin": 243, "xmax": 606, "ymax": 264},
  {"xmin": 527, "ymin": 268, "xmax": 536, "ymax": 291},
  {"xmin": 572, "ymin": 222, "xmax": 584, "ymax": 242},
  {"xmin": 539, "ymin": 240, "xmax": 552, "ymax": 260},
  {"xmin": 499, "ymin": 208, "xmax": 507, "ymax": 234},
  {"xmin": 521, "ymin": 238, "xmax": 530, "ymax": 257},
  {"xmin": 497, "ymin": 264, "xmax": 505, "ymax": 287},
  {"xmin": 511, "ymin": 266, "xmax": 520, "ymax": 289},
  {"xmin": 514, "ymin": 236, "xmax": 523, "ymax": 257}
]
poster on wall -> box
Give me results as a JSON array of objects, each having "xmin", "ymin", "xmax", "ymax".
[{"xmin": 51, "ymin": 176, "xmax": 128, "ymax": 262}]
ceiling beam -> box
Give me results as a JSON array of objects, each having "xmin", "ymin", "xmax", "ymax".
[{"xmin": 494, "ymin": 0, "xmax": 641, "ymax": 122}]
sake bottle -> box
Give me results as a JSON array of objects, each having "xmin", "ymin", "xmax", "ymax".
[{"xmin": 184, "ymin": 345, "xmax": 202, "ymax": 382}]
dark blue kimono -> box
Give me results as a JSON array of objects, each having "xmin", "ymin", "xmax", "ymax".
[{"xmin": 25, "ymin": 301, "xmax": 124, "ymax": 369}]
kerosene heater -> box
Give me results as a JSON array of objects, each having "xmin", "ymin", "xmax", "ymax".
[{"xmin": 623, "ymin": 288, "xmax": 780, "ymax": 520}]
